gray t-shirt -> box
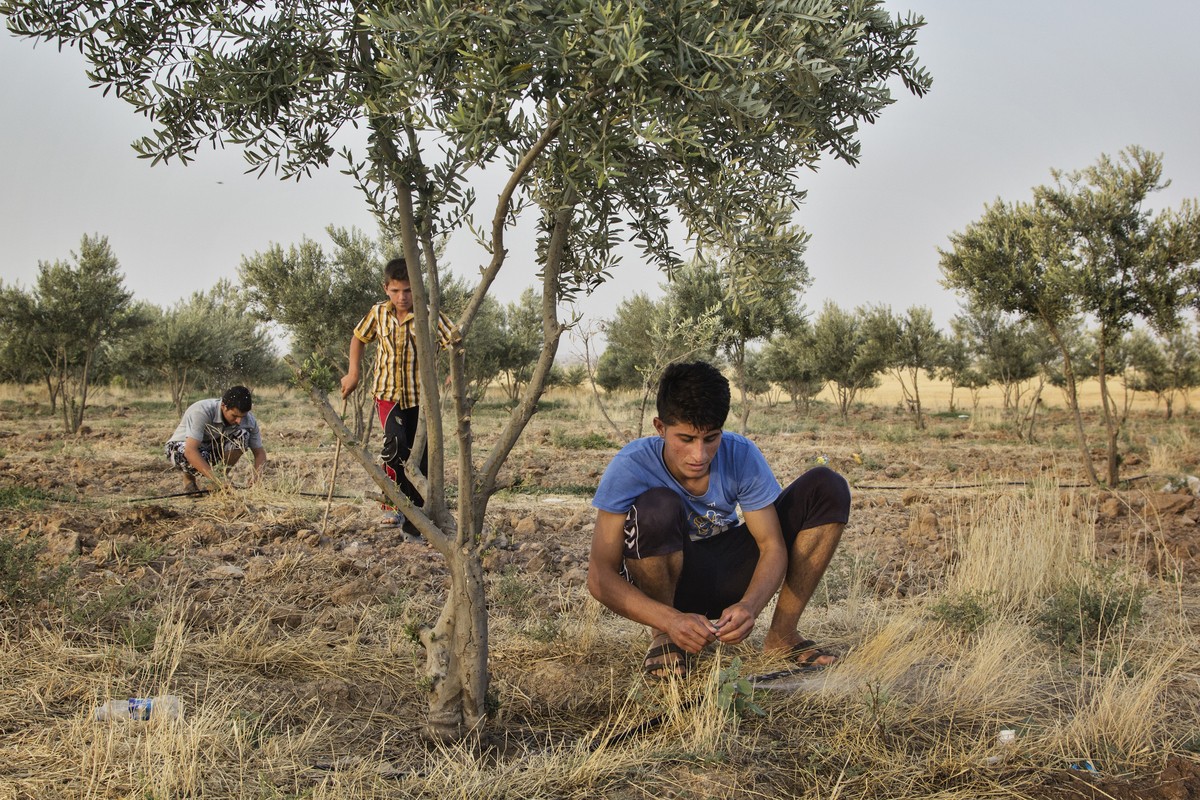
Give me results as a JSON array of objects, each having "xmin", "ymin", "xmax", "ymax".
[{"xmin": 167, "ymin": 398, "xmax": 263, "ymax": 449}]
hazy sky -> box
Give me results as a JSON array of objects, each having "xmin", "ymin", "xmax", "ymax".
[{"xmin": 3, "ymin": 1, "xmax": 1199, "ymax": 346}]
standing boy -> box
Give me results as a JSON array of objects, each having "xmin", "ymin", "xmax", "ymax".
[
  {"xmin": 340, "ymin": 257, "xmax": 454, "ymax": 536},
  {"xmin": 165, "ymin": 385, "xmax": 267, "ymax": 493},
  {"xmin": 587, "ymin": 361, "xmax": 851, "ymax": 678}
]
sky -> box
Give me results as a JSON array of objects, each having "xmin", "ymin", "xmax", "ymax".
[{"xmin": 3, "ymin": 1, "xmax": 1199, "ymax": 352}]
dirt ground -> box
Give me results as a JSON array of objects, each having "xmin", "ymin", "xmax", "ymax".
[{"xmin": 1, "ymin": 389, "xmax": 1198, "ymax": 798}]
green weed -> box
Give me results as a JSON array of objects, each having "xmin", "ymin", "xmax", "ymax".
[
  {"xmin": 550, "ymin": 429, "xmax": 616, "ymax": 450},
  {"xmin": 491, "ymin": 567, "xmax": 534, "ymax": 615},
  {"xmin": 929, "ymin": 590, "xmax": 994, "ymax": 634},
  {"xmin": 0, "ymin": 485, "xmax": 53, "ymax": 510},
  {"xmin": 1035, "ymin": 564, "xmax": 1145, "ymax": 649},
  {"xmin": 717, "ymin": 657, "xmax": 764, "ymax": 718},
  {"xmin": 0, "ymin": 534, "xmax": 73, "ymax": 613}
]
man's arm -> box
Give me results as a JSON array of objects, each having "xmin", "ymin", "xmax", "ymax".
[
  {"xmin": 587, "ymin": 509, "xmax": 718, "ymax": 653},
  {"xmin": 182, "ymin": 437, "xmax": 220, "ymax": 485},
  {"xmin": 340, "ymin": 336, "xmax": 365, "ymax": 398},
  {"xmin": 713, "ymin": 505, "xmax": 788, "ymax": 644},
  {"xmin": 249, "ymin": 446, "xmax": 267, "ymax": 484}
]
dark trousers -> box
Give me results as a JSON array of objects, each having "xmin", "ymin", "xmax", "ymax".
[
  {"xmin": 375, "ymin": 399, "xmax": 427, "ymax": 511},
  {"xmin": 622, "ymin": 466, "xmax": 851, "ymax": 618}
]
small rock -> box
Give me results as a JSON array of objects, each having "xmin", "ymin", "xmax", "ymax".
[
  {"xmin": 45, "ymin": 530, "xmax": 82, "ymax": 563},
  {"xmin": 207, "ymin": 565, "xmax": 245, "ymax": 580},
  {"xmin": 1144, "ymin": 493, "xmax": 1195, "ymax": 516},
  {"xmin": 1097, "ymin": 496, "xmax": 1123, "ymax": 519}
]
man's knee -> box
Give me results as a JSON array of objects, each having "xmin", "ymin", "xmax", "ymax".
[
  {"xmin": 623, "ymin": 487, "xmax": 688, "ymax": 560},
  {"xmin": 806, "ymin": 466, "xmax": 851, "ymax": 518}
]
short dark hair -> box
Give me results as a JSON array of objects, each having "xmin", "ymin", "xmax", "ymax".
[
  {"xmin": 383, "ymin": 257, "xmax": 409, "ymax": 285},
  {"xmin": 656, "ymin": 361, "xmax": 729, "ymax": 431},
  {"xmin": 222, "ymin": 385, "xmax": 253, "ymax": 412}
]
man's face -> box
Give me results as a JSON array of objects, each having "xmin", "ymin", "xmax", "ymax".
[
  {"xmin": 654, "ymin": 418, "xmax": 722, "ymax": 483},
  {"xmin": 384, "ymin": 278, "xmax": 413, "ymax": 316},
  {"xmin": 221, "ymin": 403, "xmax": 246, "ymax": 426}
]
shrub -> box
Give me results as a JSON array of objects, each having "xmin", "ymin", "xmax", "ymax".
[
  {"xmin": 0, "ymin": 534, "xmax": 72, "ymax": 614},
  {"xmin": 929, "ymin": 590, "xmax": 995, "ymax": 635},
  {"xmin": 1036, "ymin": 564, "xmax": 1145, "ymax": 649}
]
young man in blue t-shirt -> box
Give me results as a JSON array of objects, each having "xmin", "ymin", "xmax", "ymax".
[{"xmin": 588, "ymin": 361, "xmax": 850, "ymax": 678}]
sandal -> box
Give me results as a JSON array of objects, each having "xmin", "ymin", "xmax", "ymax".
[
  {"xmin": 644, "ymin": 635, "xmax": 690, "ymax": 680},
  {"xmin": 787, "ymin": 639, "xmax": 837, "ymax": 670}
]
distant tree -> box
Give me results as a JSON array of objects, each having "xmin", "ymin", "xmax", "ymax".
[
  {"xmin": 863, "ymin": 304, "xmax": 943, "ymax": 429},
  {"xmin": 0, "ymin": 283, "xmax": 47, "ymax": 393},
  {"xmin": 810, "ymin": 302, "xmax": 884, "ymax": 420},
  {"xmin": 1037, "ymin": 147, "xmax": 1200, "ymax": 483},
  {"xmin": 757, "ymin": 320, "xmax": 823, "ymax": 415},
  {"xmin": 240, "ymin": 226, "xmax": 383, "ymax": 439},
  {"xmin": 494, "ymin": 288, "xmax": 543, "ymax": 403},
  {"xmin": 670, "ymin": 215, "xmax": 808, "ymax": 434},
  {"xmin": 593, "ymin": 291, "xmax": 720, "ymax": 438},
  {"xmin": 1125, "ymin": 326, "xmax": 1200, "ymax": 420},
  {"xmin": 943, "ymin": 147, "xmax": 1200, "ymax": 485},
  {"xmin": 595, "ymin": 294, "xmax": 664, "ymax": 393},
  {"xmin": 557, "ymin": 363, "xmax": 588, "ymax": 393},
  {"xmin": 125, "ymin": 281, "xmax": 279, "ymax": 414},
  {"xmin": 5, "ymin": 0, "xmax": 930, "ymax": 739},
  {"xmin": 938, "ymin": 316, "xmax": 979, "ymax": 414},
  {"xmin": 6, "ymin": 235, "xmax": 143, "ymax": 433}
]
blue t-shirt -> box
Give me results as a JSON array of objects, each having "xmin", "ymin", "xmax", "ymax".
[{"xmin": 592, "ymin": 432, "xmax": 780, "ymax": 541}]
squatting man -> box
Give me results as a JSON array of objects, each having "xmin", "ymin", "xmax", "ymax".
[
  {"xmin": 165, "ymin": 385, "xmax": 267, "ymax": 493},
  {"xmin": 587, "ymin": 361, "xmax": 850, "ymax": 678}
]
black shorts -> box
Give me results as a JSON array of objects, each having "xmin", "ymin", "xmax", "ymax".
[{"xmin": 622, "ymin": 466, "xmax": 850, "ymax": 618}]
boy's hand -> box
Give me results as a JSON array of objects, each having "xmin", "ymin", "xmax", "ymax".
[
  {"xmin": 339, "ymin": 373, "xmax": 358, "ymax": 398},
  {"xmin": 713, "ymin": 602, "xmax": 756, "ymax": 644}
]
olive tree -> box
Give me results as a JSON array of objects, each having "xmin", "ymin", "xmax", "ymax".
[
  {"xmin": 669, "ymin": 214, "xmax": 809, "ymax": 434},
  {"xmin": 810, "ymin": 302, "xmax": 885, "ymax": 420},
  {"xmin": 862, "ymin": 304, "xmax": 943, "ymax": 429},
  {"xmin": 3, "ymin": 0, "xmax": 930, "ymax": 738},
  {"xmin": 239, "ymin": 226, "xmax": 386, "ymax": 439},
  {"xmin": 3, "ymin": 235, "xmax": 143, "ymax": 433},
  {"xmin": 757, "ymin": 320, "xmax": 824, "ymax": 415},
  {"xmin": 942, "ymin": 147, "xmax": 1200, "ymax": 485},
  {"xmin": 125, "ymin": 280, "xmax": 279, "ymax": 414}
]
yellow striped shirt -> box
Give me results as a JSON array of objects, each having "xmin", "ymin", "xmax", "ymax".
[{"xmin": 352, "ymin": 301, "xmax": 456, "ymax": 407}]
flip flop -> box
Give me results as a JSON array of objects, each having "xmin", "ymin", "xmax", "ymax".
[
  {"xmin": 644, "ymin": 638, "xmax": 691, "ymax": 680},
  {"xmin": 787, "ymin": 639, "xmax": 837, "ymax": 670}
]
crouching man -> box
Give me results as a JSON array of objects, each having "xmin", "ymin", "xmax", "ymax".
[
  {"xmin": 165, "ymin": 385, "xmax": 267, "ymax": 493},
  {"xmin": 587, "ymin": 361, "xmax": 850, "ymax": 679}
]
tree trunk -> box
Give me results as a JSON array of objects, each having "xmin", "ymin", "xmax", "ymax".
[
  {"xmin": 734, "ymin": 343, "xmax": 750, "ymax": 435},
  {"xmin": 421, "ymin": 551, "xmax": 489, "ymax": 740},
  {"xmin": 1044, "ymin": 320, "xmax": 1100, "ymax": 486},
  {"xmin": 1095, "ymin": 339, "xmax": 1121, "ymax": 486}
]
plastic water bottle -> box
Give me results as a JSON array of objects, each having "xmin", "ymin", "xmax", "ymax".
[
  {"xmin": 94, "ymin": 695, "xmax": 182, "ymax": 721},
  {"xmin": 984, "ymin": 728, "xmax": 1016, "ymax": 765}
]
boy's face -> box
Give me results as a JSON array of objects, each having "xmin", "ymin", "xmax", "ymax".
[
  {"xmin": 220, "ymin": 402, "xmax": 246, "ymax": 426},
  {"xmin": 384, "ymin": 279, "xmax": 413, "ymax": 316},
  {"xmin": 653, "ymin": 418, "xmax": 722, "ymax": 483}
]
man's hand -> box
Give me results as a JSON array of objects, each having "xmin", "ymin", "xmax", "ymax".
[
  {"xmin": 664, "ymin": 612, "xmax": 720, "ymax": 654},
  {"xmin": 713, "ymin": 601, "xmax": 757, "ymax": 644},
  {"xmin": 339, "ymin": 373, "xmax": 358, "ymax": 399}
]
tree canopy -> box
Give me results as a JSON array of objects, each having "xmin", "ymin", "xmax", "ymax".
[{"xmin": 941, "ymin": 147, "xmax": 1200, "ymax": 485}]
